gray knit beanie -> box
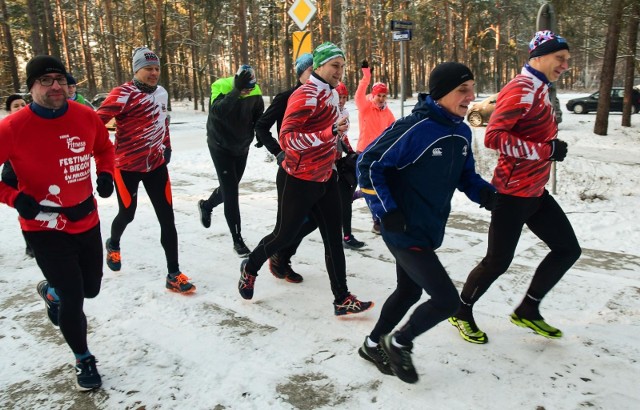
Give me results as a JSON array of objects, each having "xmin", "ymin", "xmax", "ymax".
[{"xmin": 132, "ymin": 47, "xmax": 160, "ymax": 73}]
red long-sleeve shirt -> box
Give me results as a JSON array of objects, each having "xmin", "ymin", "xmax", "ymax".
[
  {"xmin": 96, "ymin": 82, "xmax": 170, "ymax": 172},
  {"xmin": 279, "ymin": 74, "xmax": 341, "ymax": 182},
  {"xmin": 0, "ymin": 102, "xmax": 114, "ymax": 233},
  {"xmin": 485, "ymin": 66, "xmax": 556, "ymax": 197}
]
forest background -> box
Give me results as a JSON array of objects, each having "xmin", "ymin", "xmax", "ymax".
[{"xmin": 0, "ymin": 0, "xmax": 638, "ymax": 117}]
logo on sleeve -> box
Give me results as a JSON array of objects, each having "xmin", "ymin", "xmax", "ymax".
[{"xmin": 432, "ymin": 147, "xmax": 443, "ymax": 156}]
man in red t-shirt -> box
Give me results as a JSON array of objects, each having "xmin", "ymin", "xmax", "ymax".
[
  {"xmin": 0, "ymin": 55, "xmax": 115, "ymax": 390},
  {"xmin": 450, "ymin": 31, "xmax": 582, "ymax": 344}
]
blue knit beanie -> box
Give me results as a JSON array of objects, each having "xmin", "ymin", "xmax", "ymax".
[{"xmin": 295, "ymin": 53, "xmax": 313, "ymax": 78}]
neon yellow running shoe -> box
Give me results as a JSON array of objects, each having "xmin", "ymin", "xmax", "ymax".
[
  {"xmin": 509, "ymin": 313, "xmax": 563, "ymax": 339},
  {"xmin": 448, "ymin": 316, "xmax": 488, "ymax": 344}
]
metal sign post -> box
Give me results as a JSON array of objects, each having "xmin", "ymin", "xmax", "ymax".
[
  {"xmin": 537, "ymin": 3, "xmax": 559, "ymax": 194},
  {"xmin": 390, "ymin": 20, "xmax": 413, "ymax": 118}
]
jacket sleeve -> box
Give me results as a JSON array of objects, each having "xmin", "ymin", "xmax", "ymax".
[
  {"xmin": 357, "ymin": 122, "xmax": 415, "ymax": 219},
  {"xmin": 1, "ymin": 161, "xmax": 18, "ymax": 189},
  {"xmin": 255, "ymin": 92, "xmax": 287, "ymax": 156},
  {"xmin": 95, "ymin": 87, "xmax": 126, "ymax": 125},
  {"xmin": 456, "ymin": 142, "xmax": 494, "ymax": 204},
  {"xmin": 354, "ymin": 67, "xmax": 371, "ymax": 111},
  {"xmin": 0, "ymin": 122, "xmax": 19, "ymax": 206},
  {"xmin": 485, "ymin": 85, "xmax": 552, "ymax": 160}
]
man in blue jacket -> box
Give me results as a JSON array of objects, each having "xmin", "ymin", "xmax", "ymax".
[{"xmin": 356, "ymin": 62, "xmax": 495, "ymax": 384}]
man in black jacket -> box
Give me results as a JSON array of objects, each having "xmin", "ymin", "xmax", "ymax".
[
  {"xmin": 198, "ymin": 65, "xmax": 264, "ymax": 256},
  {"xmin": 250, "ymin": 53, "xmax": 313, "ymax": 283}
]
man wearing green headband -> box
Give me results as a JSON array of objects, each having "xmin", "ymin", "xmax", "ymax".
[{"xmin": 237, "ymin": 42, "xmax": 373, "ymax": 317}]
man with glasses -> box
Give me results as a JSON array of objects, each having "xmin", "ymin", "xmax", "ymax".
[{"xmin": 0, "ymin": 55, "xmax": 115, "ymax": 390}]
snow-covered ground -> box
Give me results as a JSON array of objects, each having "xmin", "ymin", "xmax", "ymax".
[{"xmin": 0, "ymin": 92, "xmax": 639, "ymax": 409}]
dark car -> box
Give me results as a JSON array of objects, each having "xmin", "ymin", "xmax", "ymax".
[
  {"xmin": 566, "ymin": 87, "xmax": 640, "ymax": 114},
  {"xmin": 467, "ymin": 93, "xmax": 562, "ymax": 127},
  {"xmin": 90, "ymin": 93, "xmax": 109, "ymax": 108}
]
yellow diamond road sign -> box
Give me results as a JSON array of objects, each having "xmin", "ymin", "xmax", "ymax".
[{"xmin": 288, "ymin": 0, "xmax": 317, "ymax": 31}]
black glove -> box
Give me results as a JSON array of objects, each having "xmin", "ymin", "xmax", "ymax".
[
  {"xmin": 234, "ymin": 69, "xmax": 253, "ymax": 91},
  {"xmin": 14, "ymin": 192, "xmax": 40, "ymax": 220},
  {"xmin": 96, "ymin": 172, "xmax": 114, "ymax": 198},
  {"xmin": 361, "ymin": 60, "xmax": 369, "ymax": 69},
  {"xmin": 163, "ymin": 147, "xmax": 172, "ymax": 164},
  {"xmin": 276, "ymin": 151, "xmax": 285, "ymax": 166},
  {"xmin": 548, "ymin": 139, "xmax": 568, "ymax": 162},
  {"xmin": 382, "ymin": 209, "xmax": 406, "ymax": 233},
  {"xmin": 479, "ymin": 187, "xmax": 497, "ymax": 211}
]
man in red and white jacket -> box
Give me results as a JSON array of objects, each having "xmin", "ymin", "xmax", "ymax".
[
  {"xmin": 451, "ymin": 31, "xmax": 582, "ymax": 344},
  {"xmin": 97, "ymin": 47, "xmax": 195, "ymax": 295},
  {"xmin": 0, "ymin": 55, "xmax": 114, "ymax": 390},
  {"xmin": 237, "ymin": 42, "xmax": 373, "ymax": 316}
]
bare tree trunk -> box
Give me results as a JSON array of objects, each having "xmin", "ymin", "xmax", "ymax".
[
  {"xmin": 42, "ymin": 0, "xmax": 59, "ymax": 57},
  {"xmin": 103, "ymin": 0, "xmax": 123, "ymax": 85},
  {"xmin": 0, "ymin": 0, "xmax": 20, "ymax": 91},
  {"xmin": 621, "ymin": 1, "xmax": 639, "ymax": 127},
  {"xmin": 189, "ymin": 4, "xmax": 199, "ymax": 111},
  {"xmin": 594, "ymin": 0, "xmax": 624, "ymax": 136},
  {"xmin": 54, "ymin": 0, "xmax": 70, "ymax": 68},
  {"xmin": 238, "ymin": 0, "xmax": 248, "ymax": 64},
  {"xmin": 74, "ymin": 0, "xmax": 96, "ymax": 95},
  {"xmin": 26, "ymin": 0, "xmax": 44, "ymax": 55}
]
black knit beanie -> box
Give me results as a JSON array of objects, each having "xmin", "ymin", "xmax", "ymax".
[
  {"xmin": 26, "ymin": 55, "xmax": 67, "ymax": 91},
  {"xmin": 429, "ymin": 62, "xmax": 474, "ymax": 101}
]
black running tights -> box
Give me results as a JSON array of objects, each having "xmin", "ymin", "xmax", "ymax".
[
  {"xmin": 25, "ymin": 225, "xmax": 103, "ymax": 355},
  {"xmin": 369, "ymin": 244, "xmax": 460, "ymax": 344},
  {"xmin": 460, "ymin": 190, "xmax": 581, "ymax": 308}
]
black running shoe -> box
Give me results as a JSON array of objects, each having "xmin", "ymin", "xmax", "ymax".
[
  {"xmin": 343, "ymin": 235, "xmax": 365, "ymax": 249},
  {"xmin": 380, "ymin": 333, "xmax": 419, "ymax": 384},
  {"xmin": 198, "ymin": 200, "xmax": 212, "ymax": 228},
  {"xmin": 166, "ymin": 272, "xmax": 196, "ymax": 294},
  {"xmin": 333, "ymin": 294, "xmax": 373, "ymax": 316},
  {"xmin": 75, "ymin": 355, "xmax": 102, "ymax": 391},
  {"xmin": 238, "ymin": 259, "xmax": 257, "ymax": 300},
  {"xmin": 234, "ymin": 237, "xmax": 251, "ymax": 257},
  {"xmin": 36, "ymin": 280, "xmax": 59, "ymax": 326},
  {"xmin": 358, "ymin": 337, "xmax": 393, "ymax": 375},
  {"xmin": 269, "ymin": 254, "xmax": 303, "ymax": 283},
  {"xmin": 105, "ymin": 238, "xmax": 121, "ymax": 271}
]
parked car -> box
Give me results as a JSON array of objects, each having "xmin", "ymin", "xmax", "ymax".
[
  {"xmin": 466, "ymin": 94, "xmax": 497, "ymax": 127},
  {"xmin": 566, "ymin": 87, "xmax": 640, "ymax": 114},
  {"xmin": 90, "ymin": 93, "xmax": 109, "ymax": 108},
  {"xmin": 90, "ymin": 93, "xmax": 115, "ymax": 130},
  {"xmin": 467, "ymin": 92, "xmax": 563, "ymax": 127}
]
